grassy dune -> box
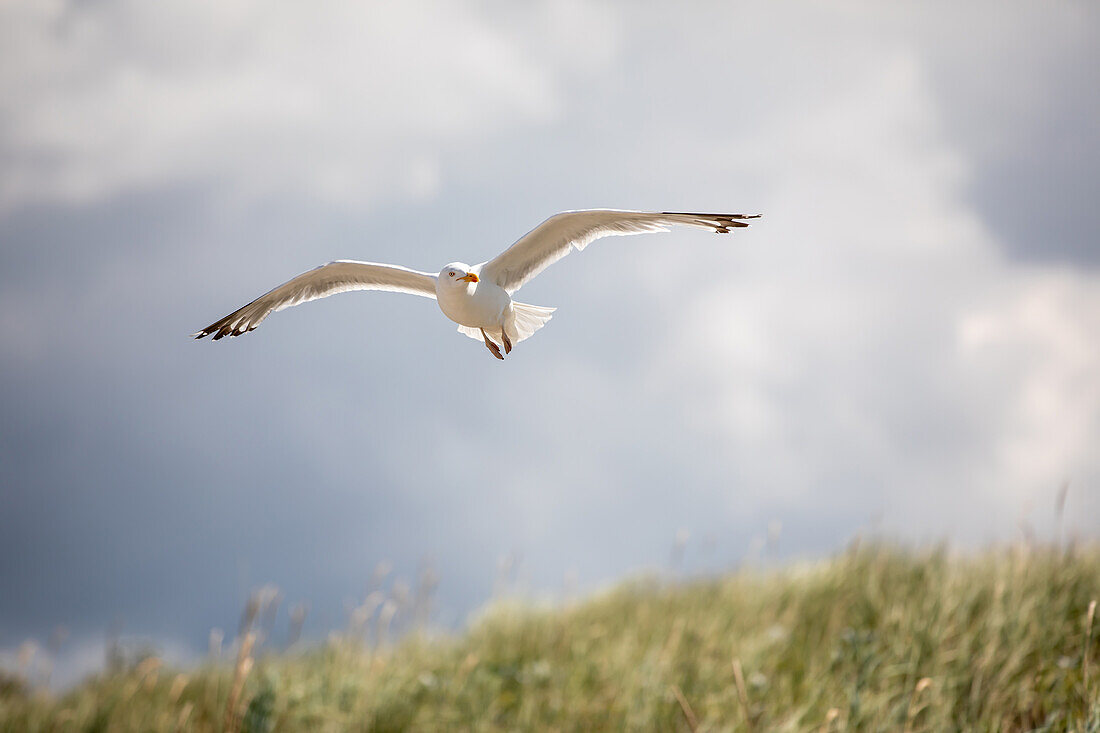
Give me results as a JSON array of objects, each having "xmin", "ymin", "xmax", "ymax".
[{"xmin": 2, "ymin": 545, "xmax": 1099, "ymax": 731}]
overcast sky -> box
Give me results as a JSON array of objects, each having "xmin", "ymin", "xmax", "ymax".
[{"xmin": 2, "ymin": 0, "xmax": 1098, "ymax": 686}]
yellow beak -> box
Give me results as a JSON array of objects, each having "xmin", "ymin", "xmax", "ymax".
[{"xmin": 458, "ymin": 272, "xmax": 479, "ymax": 283}]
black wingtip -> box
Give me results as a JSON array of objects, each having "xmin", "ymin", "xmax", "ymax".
[{"xmin": 662, "ymin": 212, "xmax": 761, "ymax": 234}]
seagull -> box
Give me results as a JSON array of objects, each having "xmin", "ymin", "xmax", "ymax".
[{"xmin": 193, "ymin": 209, "xmax": 759, "ymax": 359}]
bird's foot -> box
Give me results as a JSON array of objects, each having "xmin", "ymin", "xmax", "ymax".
[
  {"xmin": 501, "ymin": 329, "xmax": 512, "ymax": 354},
  {"xmin": 481, "ymin": 329, "xmax": 504, "ymax": 360}
]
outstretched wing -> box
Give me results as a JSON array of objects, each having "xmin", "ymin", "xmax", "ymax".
[
  {"xmin": 478, "ymin": 210, "xmax": 760, "ymax": 294},
  {"xmin": 193, "ymin": 260, "xmax": 437, "ymax": 340}
]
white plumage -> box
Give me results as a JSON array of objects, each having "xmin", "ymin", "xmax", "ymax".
[{"xmin": 194, "ymin": 209, "xmax": 759, "ymax": 359}]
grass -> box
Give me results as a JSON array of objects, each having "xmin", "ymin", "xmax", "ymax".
[{"xmin": 2, "ymin": 544, "xmax": 1099, "ymax": 731}]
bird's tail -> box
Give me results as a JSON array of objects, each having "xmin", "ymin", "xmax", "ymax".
[
  {"xmin": 508, "ymin": 302, "xmax": 556, "ymax": 344},
  {"xmin": 455, "ymin": 302, "xmax": 556, "ymax": 346}
]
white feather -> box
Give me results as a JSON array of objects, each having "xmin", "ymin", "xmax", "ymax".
[
  {"xmin": 478, "ymin": 210, "xmax": 759, "ymax": 294},
  {"xmin": 193, "ymin": 260, "xmax": 436, "ymax": 339}
]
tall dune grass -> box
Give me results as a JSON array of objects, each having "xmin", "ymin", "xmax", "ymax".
[{"xmin": 2, "ymin": 544, "xmax": 1098, "ymax": 731}]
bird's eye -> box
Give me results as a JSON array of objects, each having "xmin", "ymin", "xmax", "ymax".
[{"xmin": 449, "ymin": 272, "xmax": 455, "ymax": 277}]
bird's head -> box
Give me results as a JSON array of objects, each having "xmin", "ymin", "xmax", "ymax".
[{"xmin": 439, "ymin": 263, "xmax": 479, "ymax": 287}]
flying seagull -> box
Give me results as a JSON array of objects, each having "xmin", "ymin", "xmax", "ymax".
[{"xmin": 193, "ymin": 209, "xmax": 759, "ymax": 359}]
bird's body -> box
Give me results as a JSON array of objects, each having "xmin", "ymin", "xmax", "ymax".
[
  {"xmin": 194, "ymin": 209, "xmax": 759, "ymax": 359},
  {"xmin": 435, "ymin": 267, "xmax": 511, "ymax": 334}
]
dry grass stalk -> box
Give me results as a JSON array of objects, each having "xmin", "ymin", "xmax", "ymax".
[
  {"xmin": 904, "ymin": 677, "xmax": 933, "ymax": 732},
  {"xmin": 818, "ymin": 707, "xmax": 840, "ymax": 732},
  {"xmin": 175, "ymin": 701, "xmax": 193, "ymax": 733},
  {"xmin": 454, "ymin": 652, "xmax": 480, "ymax": 688},
  {"xmin": 670, "ymin": 684, "xmax": 699, "ymax": 732},
  {"xmin": 659, "ymin": 617, "xmax": 685, "ymax": 669},
  {"xmin": 376, "ymin": 600, "xmax": 398, "ymax": 649},
  {"xmin": 731, "ymin": 656, "xmax": 753, "ymax": 732},
  {"xmin": 1055, "ymin": 482, "xmax": 1070, "ymax": 545},
  {"xmin": 1086, "ymin": 599, "xmax": 1097, "ymax": 698},
  {"xmin": 135, "ymin": 656, "xmax": 161, "ymax": 692},
  {"xmin": 288, "ymin": 603, "xmax": 309, "ymax": 648},
  {"xmin": 223, "ymin": 631, "xmax": 255, "ymax": 733},
  {"xmin": 167, "ymin": 674, "xmax": 188, "ymax": 704}
]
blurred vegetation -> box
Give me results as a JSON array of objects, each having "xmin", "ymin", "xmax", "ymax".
[{"xmin": 2, "ymin": 544, "xmax": 1098, "ymax": 731}]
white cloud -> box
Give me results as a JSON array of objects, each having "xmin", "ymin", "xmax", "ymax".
[
  {"xmin": 637, "ymin": 49, "xmax": 1100, "ymax": 541},
  {"xmin": 0, "ymin": 0, "xmax": 617, "ymax": 211}
]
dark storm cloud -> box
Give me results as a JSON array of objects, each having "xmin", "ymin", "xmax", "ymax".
[{"xmin": 916, "ymin": 3, "xmax": 1100, "ymax": 266}]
